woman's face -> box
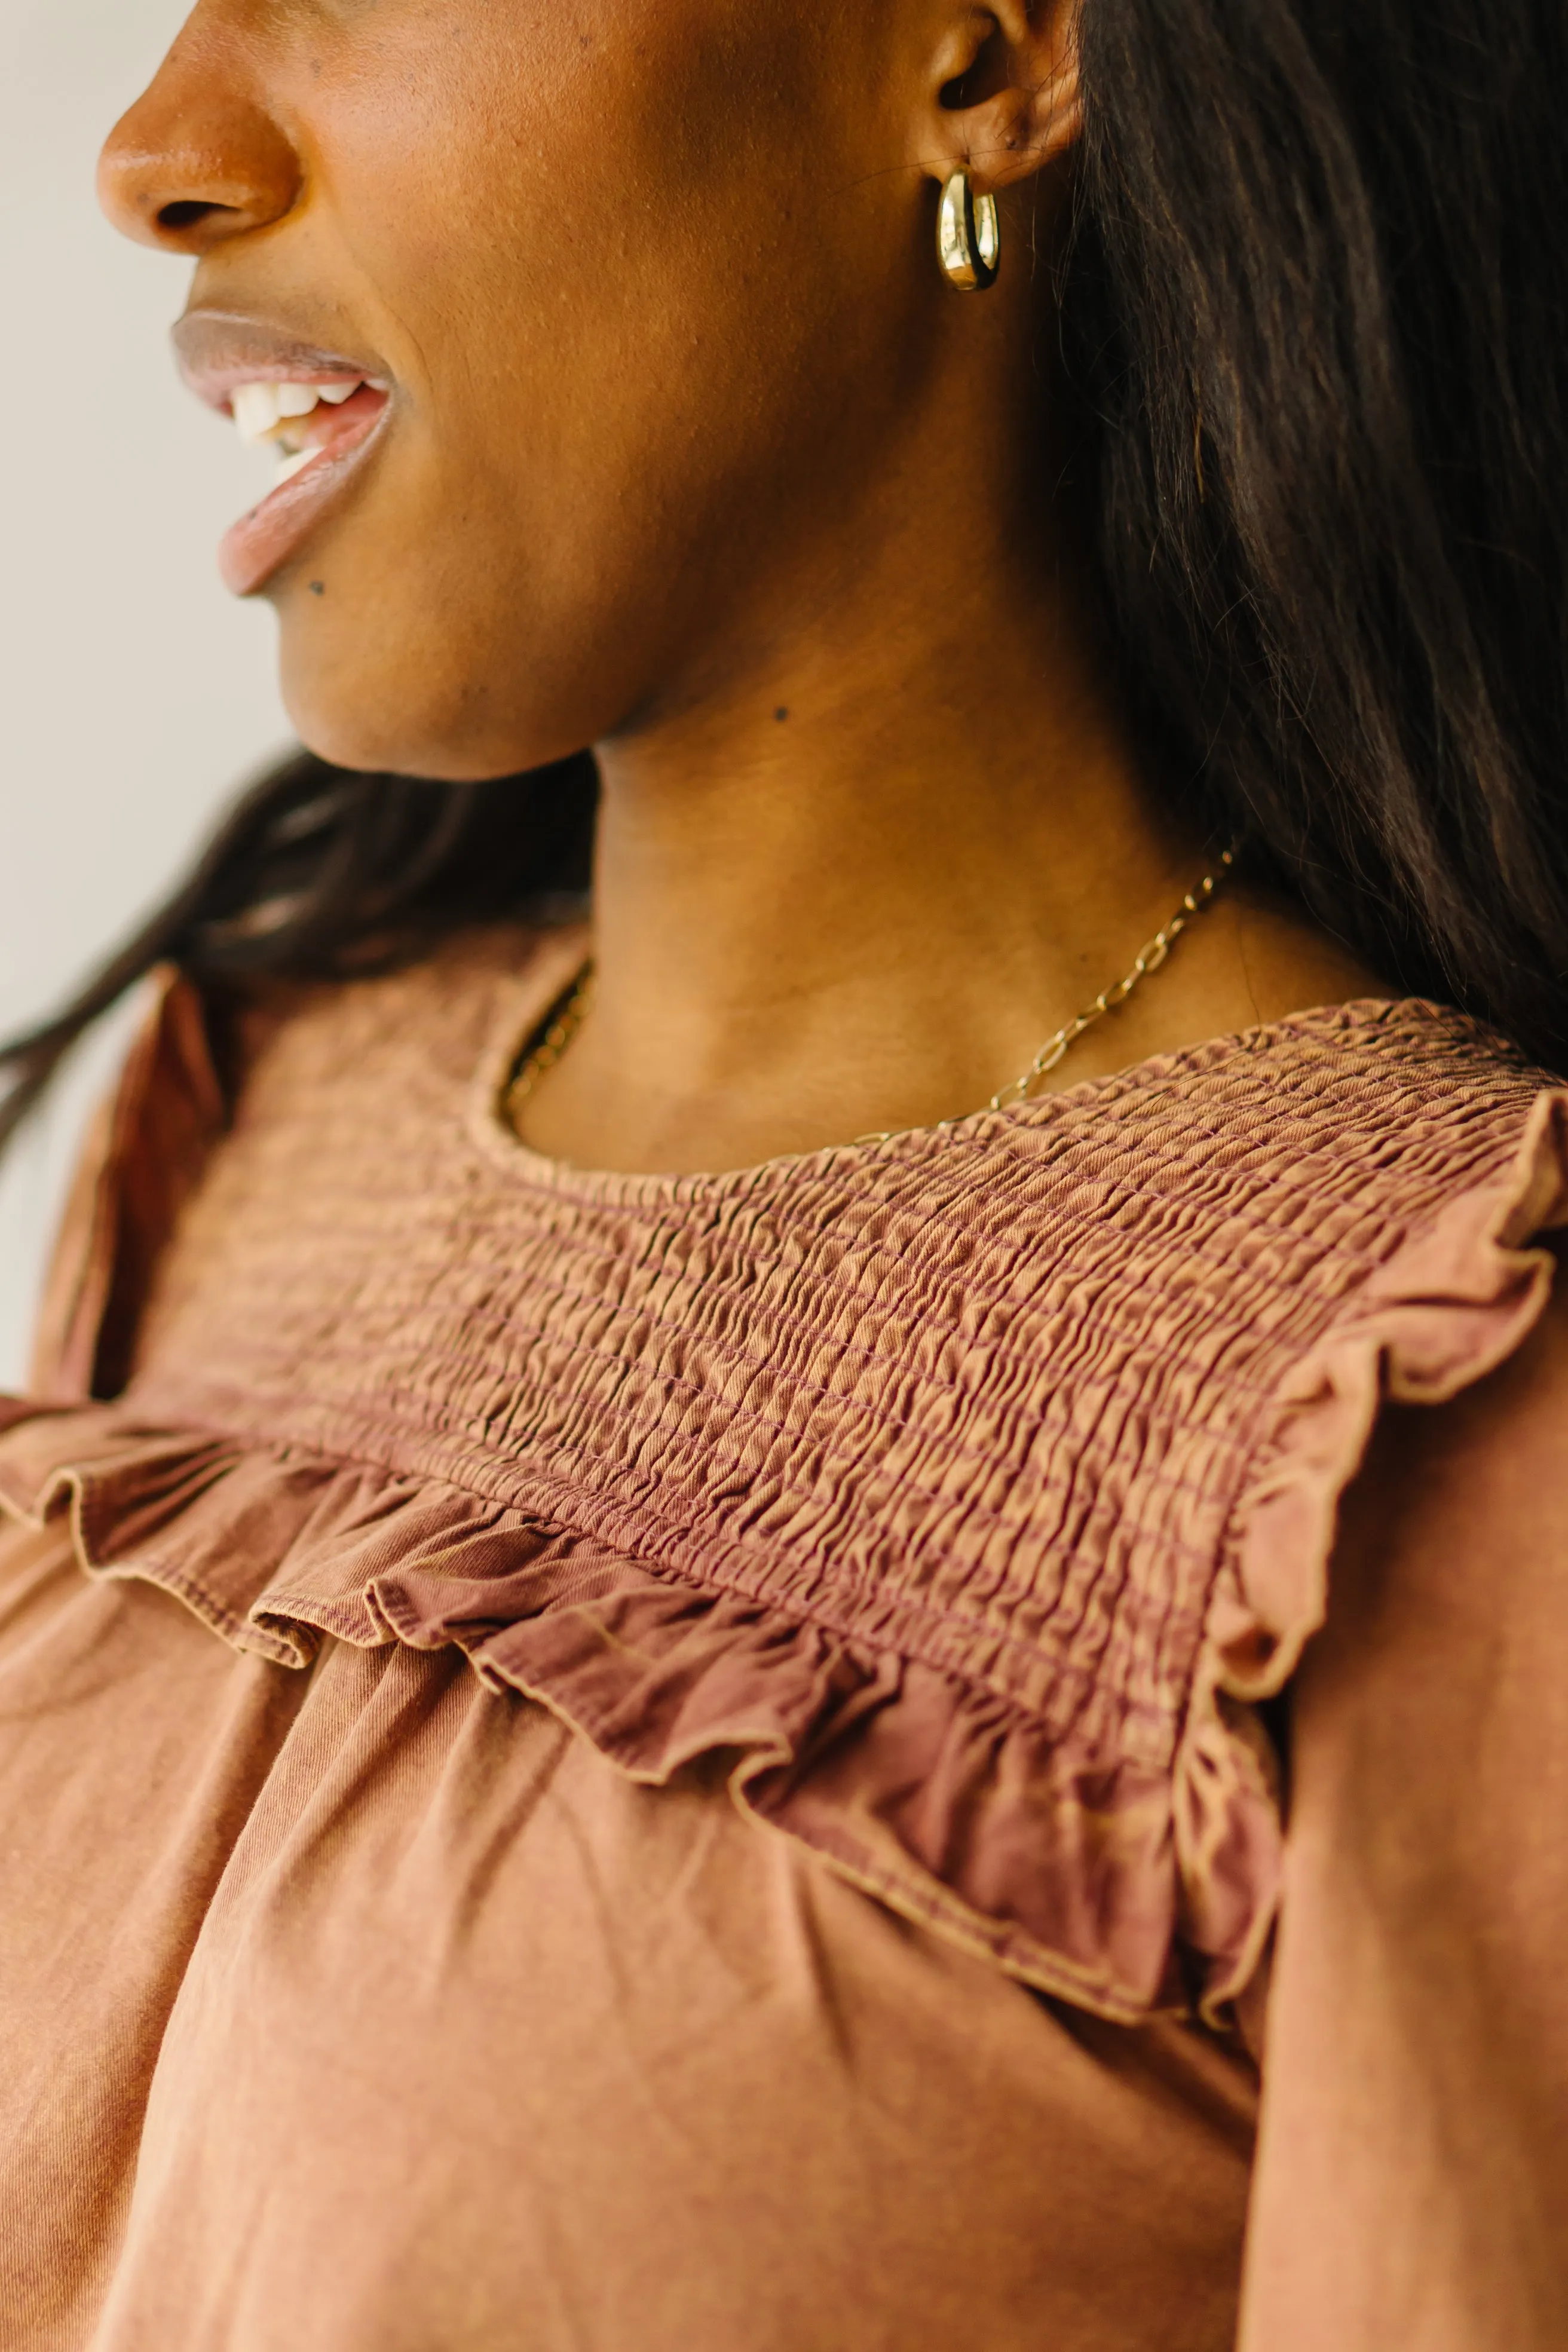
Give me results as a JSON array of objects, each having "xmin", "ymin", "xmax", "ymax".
[{"xmin": 99, "ymin": 0, "xmax": 985, "ymax": 780}]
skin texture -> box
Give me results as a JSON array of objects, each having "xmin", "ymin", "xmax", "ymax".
[{"xmin": 98, "ymin": 0, "xmax": 1374, "ymax": 1176}]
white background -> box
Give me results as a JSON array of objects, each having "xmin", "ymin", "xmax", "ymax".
[{"xmin": 0, "ymin": 0, "xmax": 290, "ymax": 1383}]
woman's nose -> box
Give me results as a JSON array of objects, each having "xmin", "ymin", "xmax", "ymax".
[{"xmin": 97, "ymin": 22, "xmax": 302, "ymax": 255}]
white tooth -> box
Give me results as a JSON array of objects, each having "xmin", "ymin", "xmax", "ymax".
[
  {"xmin": 274, "ymin": 444, "xmax": 322, "ymax": 485},
  {"xmin": 275, "ymin": 383, "xmax": 321, "ymax": 418},
  {"xmin": 232, "ymin": 381, "xmax": 284, "ymax": 443},
  {"xmin": 316, "ymin": 381, "xmax": 362, "ymax": 405}
]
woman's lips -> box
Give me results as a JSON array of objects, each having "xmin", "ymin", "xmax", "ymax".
[
  {"xmin": 218, "ymin": 383, "xmax": 391, "ymax": 596},
  {"xmin": 170, "ymin": 312, "xmax": 396, "ymax": 596}
]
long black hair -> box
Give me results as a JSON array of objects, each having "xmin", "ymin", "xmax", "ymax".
[{"xmin": 5, "ymin": 0, "xmax": 1566, "ymax": 1149}]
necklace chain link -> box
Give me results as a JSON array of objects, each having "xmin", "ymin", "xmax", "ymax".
[
  {"xmin": 505, "ymin": 966, "xmax": 597, "ymax": 1117},
  {"xmin": 986, "ymin": 846, "xmax": 1236, "ymax": 1113},
  {"xmin": 505, "ymin": 846, "xmax": 1237, "ymax": 1138}
]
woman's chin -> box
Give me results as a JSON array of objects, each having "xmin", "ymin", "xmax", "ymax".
[
  {"xmin": 275, "ymin": 572, "xmax": 645, "ymax": 781},
  {"xmin": 281, "ymin": 696, "xmax": 486, "ymax": 782},
  {"xmin": 277, "ymin": 629, "xmax": 543, "ymax": 782},
  {"xmin": 286, "ymin": 710, "xmax": 533, "ymax": 783}
]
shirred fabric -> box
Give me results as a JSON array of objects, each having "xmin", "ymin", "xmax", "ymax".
[{"xmin": 2, "ymin": 929, "xmax": 1566, "ymax": 2351}]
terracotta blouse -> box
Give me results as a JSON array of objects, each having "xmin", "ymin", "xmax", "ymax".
[{"xmin": 2, "ymin": 926, "xmax": 1565, "ymax": 2351}]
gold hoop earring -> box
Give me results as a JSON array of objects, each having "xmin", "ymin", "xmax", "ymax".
[{"xmin": 936, "ymin": 169, "xmax": 1000, "ymax": 292}]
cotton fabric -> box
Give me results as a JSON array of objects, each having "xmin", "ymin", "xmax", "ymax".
[{"xmin": 2, "ymin": 927, "xmax": 1564, "ymax": 2350}]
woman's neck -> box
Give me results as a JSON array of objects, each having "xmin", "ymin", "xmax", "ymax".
[{"xmin": 518, "ymin": 383, "xmax": 1376, "ymax": 1175}]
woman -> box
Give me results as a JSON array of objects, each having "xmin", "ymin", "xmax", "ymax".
[{"xmin": 3, "ymin": 0, "xmax": 1566, "ymax": 2344}]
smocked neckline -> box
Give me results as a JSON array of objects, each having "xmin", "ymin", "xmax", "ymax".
[
  {"xmin": 7, "ymin": 944, "xmax": 1563, "ymax": 2026},
  {"xmin": 5, "ymin": 958, "xmax": 1563, "ymax": 2025},
  {"xmin": 467, "ymin": 929, "xmax": 1454, "ymax": 1206}
]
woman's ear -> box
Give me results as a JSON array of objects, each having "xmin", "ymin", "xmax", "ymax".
[{"xmin": 915, "ymin": 0, "xmax": 1081, "ymax": 193}]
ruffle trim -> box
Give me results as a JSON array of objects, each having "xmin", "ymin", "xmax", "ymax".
[
  {"xmin": 1187, "ymin": 1086, "xmax": 1568, "ymax": 2014},
  {"xmin": 2, "ymin": 1092, "xmax": 1565, "ymax": 2026}
]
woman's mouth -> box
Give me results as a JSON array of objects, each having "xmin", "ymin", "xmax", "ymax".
[
  {"xmin": 171, "ymin": 313, "xmax": 396, "ymax": 596},
  {"xmin": 218, "ymin": 376, "xmax": 391, "ymax": 596}
]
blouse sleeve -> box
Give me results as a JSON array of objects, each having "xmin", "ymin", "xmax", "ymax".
[
  {"xmin": 1239, "ymin": 1242, "xmax": 1568, "ymax": 2348},
  {"xmin": 27, "ymin": 968, "xmax": 225, "ymax": 1404}
]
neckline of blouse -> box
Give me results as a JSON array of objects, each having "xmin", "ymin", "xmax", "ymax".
[{"xmin": 466, "ymin": 921, "xmax": 1450, "ymax": 1210}]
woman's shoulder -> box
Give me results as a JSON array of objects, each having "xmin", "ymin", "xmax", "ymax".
[
  {"xmin": 24, "ymin": 921, "xmax": 574, "ymax": 1403},
  {"xmin": 1322, "ymin": 1218, "xmax": 1568, "ymax": 1706},
  {"xmin": 1239, "ymin": 1234, "xmax": 1568, "ymax": 2347}
]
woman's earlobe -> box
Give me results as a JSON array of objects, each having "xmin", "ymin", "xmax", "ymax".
[
  {"xmin": 918, "ymin": 0, "xmax": 1082, "ymax": 198},
  {"xmin": 959, "ymin": 63, "xmax": 1082, "ymax": 194}
]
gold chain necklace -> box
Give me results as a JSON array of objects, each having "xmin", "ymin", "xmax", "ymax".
[
  {"xmin": 985, "ymin": 846, "xmax": 1236, "ymax": 1111},
  {"xmin": 504, "ymin": 846, "xmax": 1236, "ymax": 1138},
  {"xmin": 505, "ymin": 964, "xmax": 598, "ymax": 1120}
]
